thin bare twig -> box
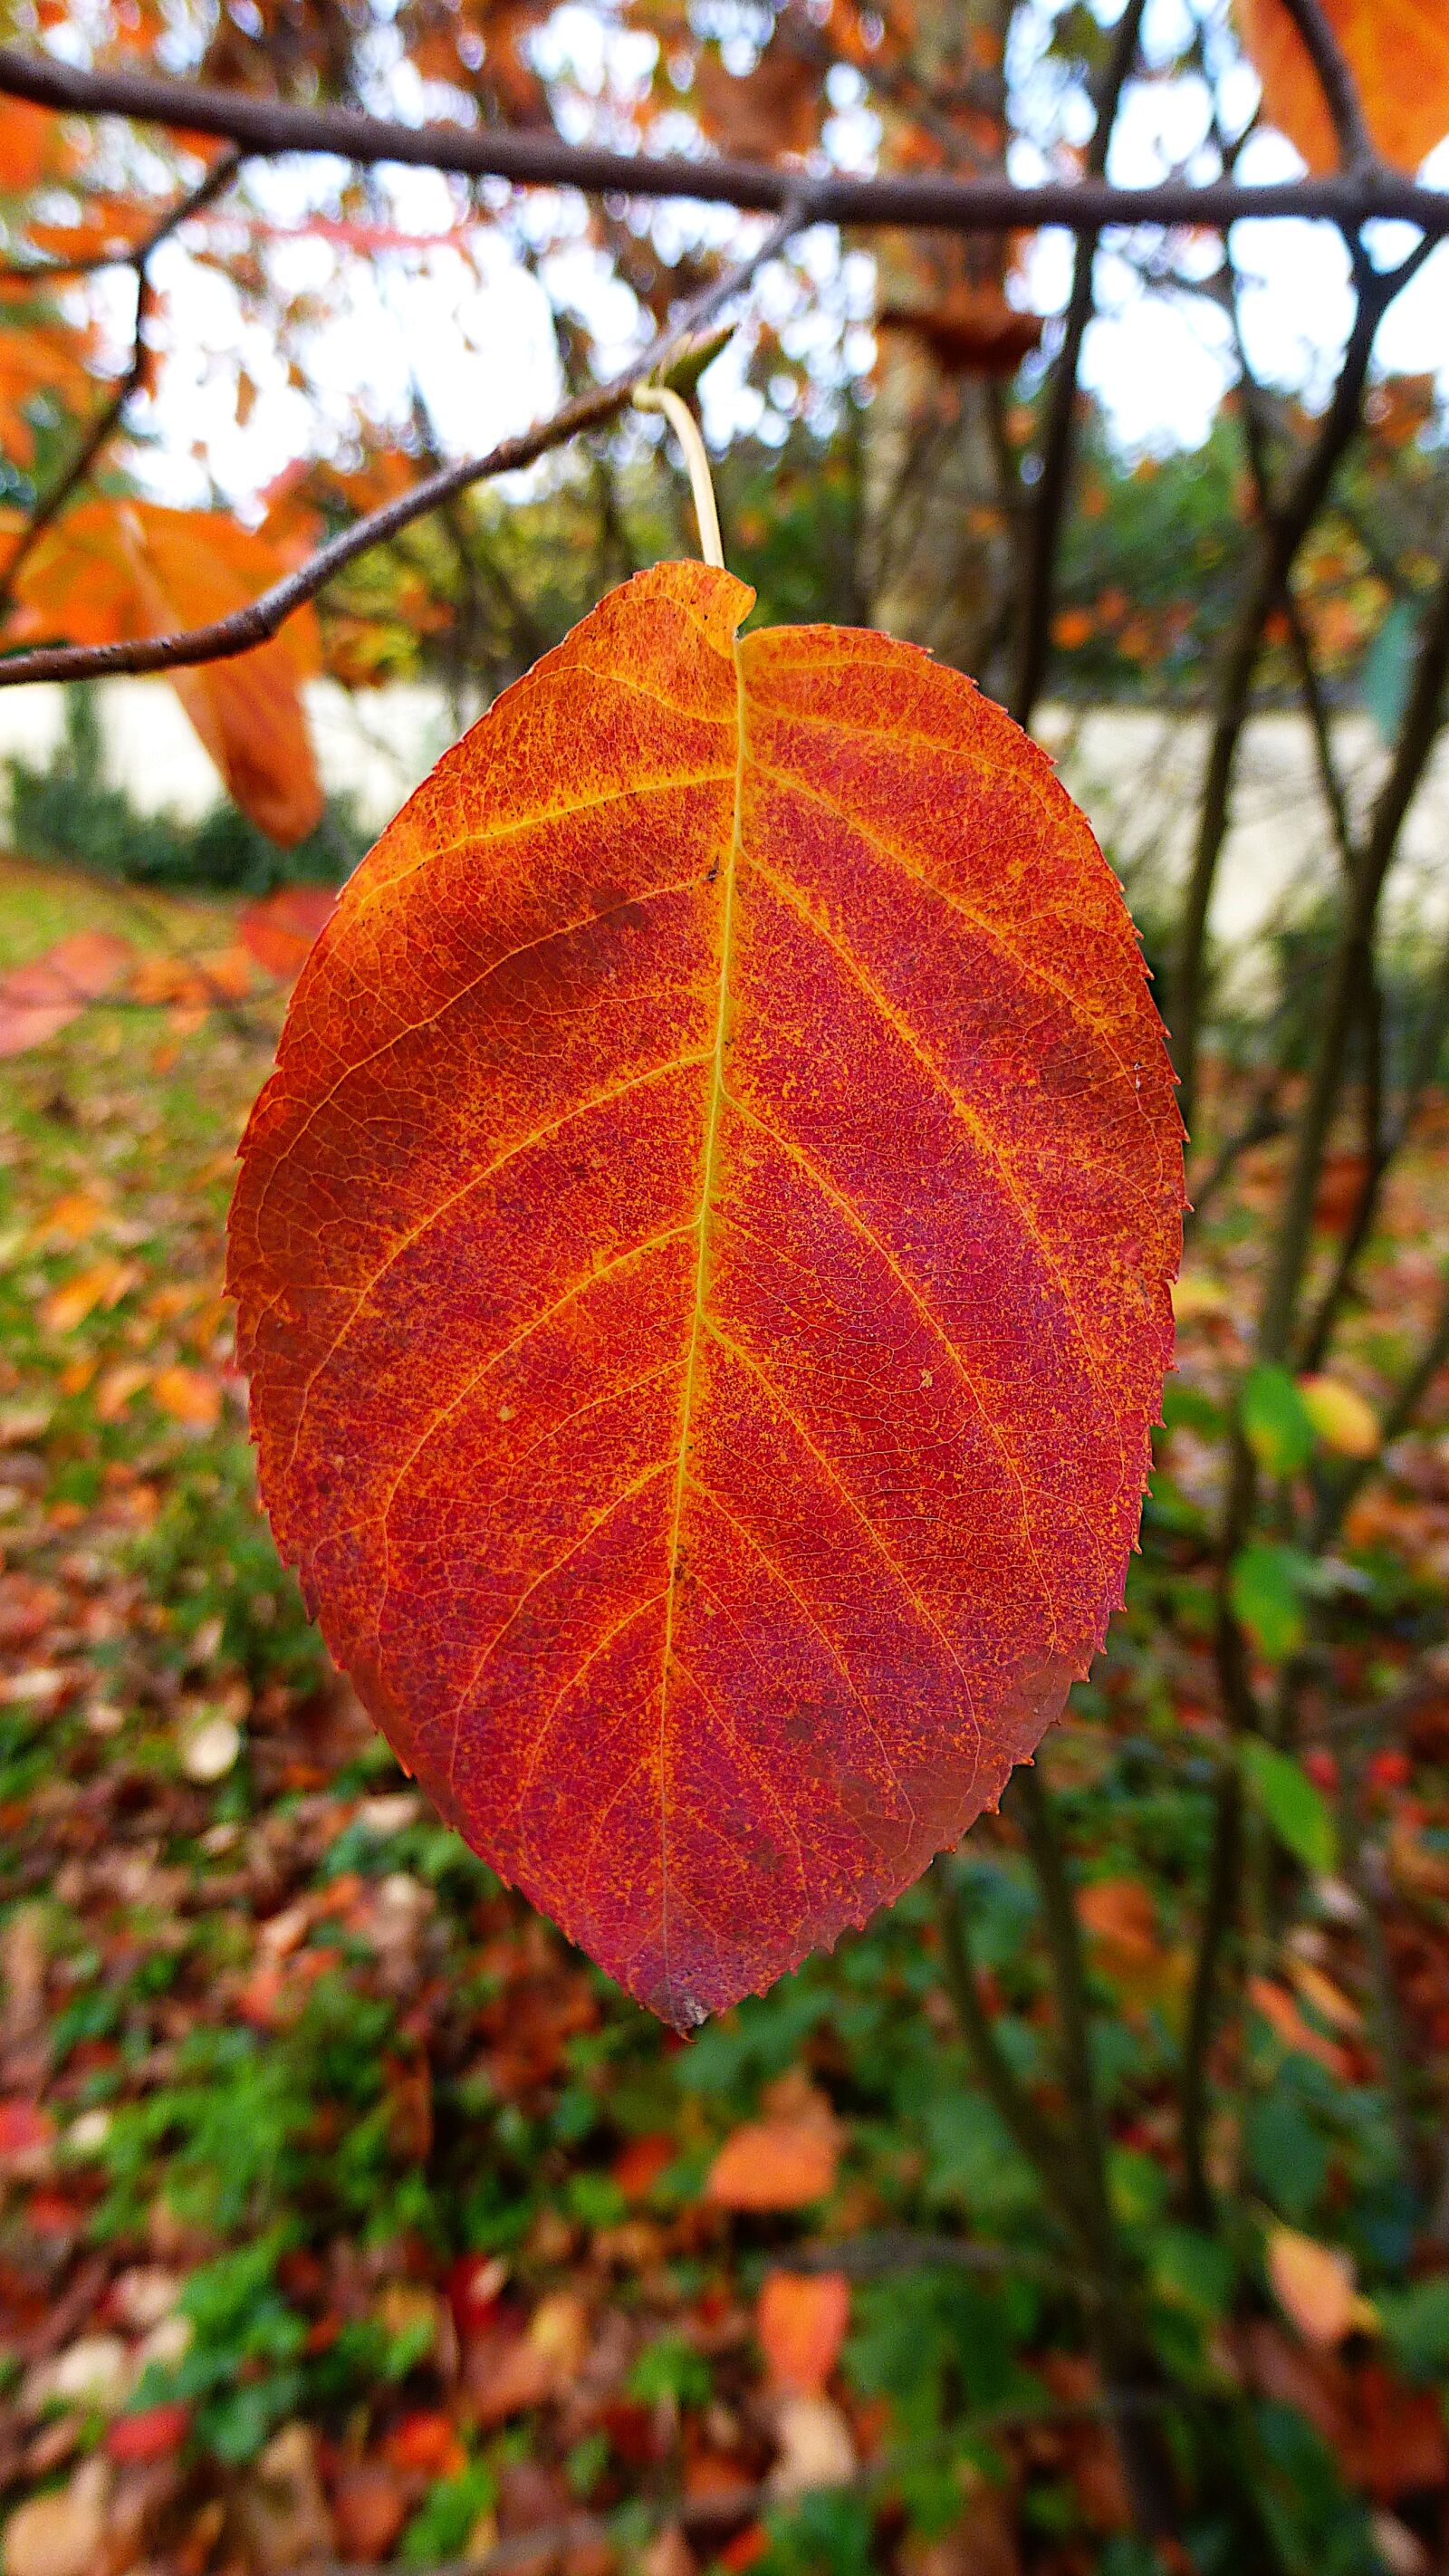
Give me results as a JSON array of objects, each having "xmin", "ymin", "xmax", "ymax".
[
  {"xmin": 0, "ymin": 205, "xmax": 802, "ymax": 689},
  {"xmin": 1009, "ymin": 0, "xmax": 1147, "ymax": 727},
  {"xmin": 1170, "ymin": 238, "xmax": 1434, "ymax": 1127}
]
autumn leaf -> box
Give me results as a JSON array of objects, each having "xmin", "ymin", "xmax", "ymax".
[
  {"xmin": 708, "ymin": 2081, "xmax": 841, "ymax": 2211},
  {"xmin": 237, "ymin": 883, "xmax": 339, "ymax": 981},
  {"xmin": 8, "ymin": 498, "xmax": 324, "ymax": 846},
  {"xmin": 42, "ymin": 1257, "xmax": 139, "ymax": 1335},
  {"xmin": 1299, "ymin": 1372, "xmax": 1379, "ymax": 1458},
  {"xmin": 1077, "ymin": 1874, "xmax": 1161, "ymax": 1968},
  {"xmin": 1266, "ymin": 2225, "xmax": 1370, "ymax": 2350},
  {"xmin": 150, "ymin": 1364, "xmax": 224, "ymax": 1432},
  {"xmin": 1248, "ymin": 1973, "xmax": 1349, "ymax": 2077},
  {"xmin": 0, "ymin": 929, "xmax": 134, "ymax": 1058},
  {"xmin": 878, "ymin": 287, "xmax": 1044, "ymax": 380},
  {"xmin": 694, "ymin": 43, "xmax": 822, "ymax": 161},
  {"xmin": 756, "ymin": 2270, "xmax": 850, "ymax": 2393},
  {"xmin": 228, "ymin": 560, "xmax": 1182, "ymax": 2025},
  {"xmin": 1235, "ymin": 0, "xmax": 1449, "ymax": 174}
]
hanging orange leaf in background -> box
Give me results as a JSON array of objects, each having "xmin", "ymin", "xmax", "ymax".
[
  {"xmin": 694, "ymin": 43, "xmax": 822, "ymax": 161},
  {"xmin": 7, "ymin": 500, "xmax": 324, "ymax": 846},
  {"xmin": 0, "ymin": 94, "xmax": 81, "ymax": 193},
  {"xmin": 0, "ymin": 304, "xmax": 97, "ymax": 468},
  {"xmin": 1234, "ymin": 0, "xmax": 1449, "ymax": 173},
  {"xmin": 227, "ymin": 560, "xmax": 1181, "ymax": 2026}
]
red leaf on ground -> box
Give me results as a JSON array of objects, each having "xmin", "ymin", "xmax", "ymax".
[
  {"xmin": 238, "ymin": 882, "xmax": 340, "ymax": 981},
  {"xmin": 107, "ymin": 2403, "xmax": 191, "ymax": 2463},
  {"xmin": 0, "ymin": 931, "xmax": 134, "ymax": 1058}
]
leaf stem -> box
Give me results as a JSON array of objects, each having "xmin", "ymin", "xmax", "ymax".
[{"xmin": 631, "ymin": 385, "xmax": 725, "ymax": 571}]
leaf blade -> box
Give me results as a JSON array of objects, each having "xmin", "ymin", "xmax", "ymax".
[{"xmin": 227, "ymin": 562, "xmax": 1182, "ymax": 2023}]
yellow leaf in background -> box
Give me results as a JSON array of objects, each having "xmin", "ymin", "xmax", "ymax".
[
  {"xmin": 95, "ymin": 1365, "xmax": 152, "ymax": 1424},
  {"xmin": 143, "ymin": 1285, "xmax": 206, "ymax": 1324},
  {"xmin": 1172, "ymin": 1273, "xmax": 1232, "ymax": 1322},
  {"xmin": 150, "ymin": 1366, "xmax": 223, "ymax": 1431},
  {"xmin": 30, "ymin": 1194, "xmax": 109, "ymax": 1249},
  {"xmin": 1266, "ymin": 2225, "xmax": 1373, "ymax": 2350},
  {"xmin": 42, "ymin": 1259, "xmax": 139, "ymax": 1335},
  {"xmin": 1286, "ymin": 1955, "xmax": 1364, "ymax": 2034},
  {"xmin": 1299, "ymin": 1373, "xmax": 1380, "ymax": 1458}
]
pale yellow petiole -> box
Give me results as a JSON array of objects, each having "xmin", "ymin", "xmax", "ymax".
[{"xmin": 631, "ymin": 383, "xmax": 725, "ymax": 572}]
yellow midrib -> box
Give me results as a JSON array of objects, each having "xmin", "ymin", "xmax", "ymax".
[{"xmin": 654, "ymin": 628, "xmax": 748, "ymax": 1994}]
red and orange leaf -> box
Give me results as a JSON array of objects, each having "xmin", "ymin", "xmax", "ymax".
[
  {"xmin": 0, "ymin": 928, "xmax": 134, "ymax": 1057},
  {"xmin": 8, "ymin": 499, "xmax": 324, "ymax": 846},
  {"xmin": 227, "ymin": 561, "xmax": 1182, "ymax": 2026},
  {"xmin": 1235, "ymin": 0, "xmax": 1449, "ymax": 173}
]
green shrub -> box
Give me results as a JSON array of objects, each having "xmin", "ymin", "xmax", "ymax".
[{"xmin": 7, "ymin": 685, "xmax": 368, "ymax": 892}]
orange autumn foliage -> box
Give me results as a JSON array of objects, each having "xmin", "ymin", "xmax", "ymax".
[
  {"xmin": 8, "ymin": 500, "xmax": 324, "ymax": 846},
  {"xmin": 1235, "ymin": 0, "xmax": 1449, "ymax": 172}
]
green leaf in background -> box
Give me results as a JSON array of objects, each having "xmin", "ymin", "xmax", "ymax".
[
  {"xmin": 1241, "ymin": 1363, "xmax": 1316, "ymax": 1477},
  {"xmin": 1241, "ymin": 1739, "xmax": 1338, "ymax": 1874},
  {"xmin": 1230, "ymin": 1543, "xmax": 1311, "ymax": 1660},
  {"xmin": 1377, "ymin": 2273, "xmax": 1449, "ymax": 2381},
  {"xmin": 1161, "ymin": 1379, "xmax": 1224, "ymax": 1438}
]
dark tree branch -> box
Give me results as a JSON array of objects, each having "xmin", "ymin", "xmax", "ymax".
[
  {"xmin": 1169, "ymin": 241, "xmax": 1432, "ymax": 1128},
  {"xmin": 929, "ymin": 1860, "xmax": 1096, "ymax": 2244},
  {"xmin": 1180, "ymin": 1760, "xmax": 1244, "ymax": 2226},
  {"xmin": 1260, "ymin": 549, "xmax": 1449, "ymax": 1369},
  {"xmin": 0, "ymin": 48, "xmax": 1444, "ymax": 235},
  {"xmin": 1008, "ymin": 0, "xmax": 1147, "ymax": 727},
  {"xmin": 0, "ymin": 205, "xmax": 802, "ymax": 689}
]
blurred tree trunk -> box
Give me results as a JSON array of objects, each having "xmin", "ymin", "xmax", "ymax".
[{"xmin": 860, "ymin": 0, "xmax": 1019, "ymax": 681}]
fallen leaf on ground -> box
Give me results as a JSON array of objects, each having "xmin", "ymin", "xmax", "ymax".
[
  {"xmin": 0, "ymin": 932, "xmax": 134, "ymax": 1058},
  {"xmin": 756, "ymin": 2269, "xmax": 850, "ymax": 2394},
  {"xmin": 238, "ymin": 882, "xmax": 339, "ymax": 980}
]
